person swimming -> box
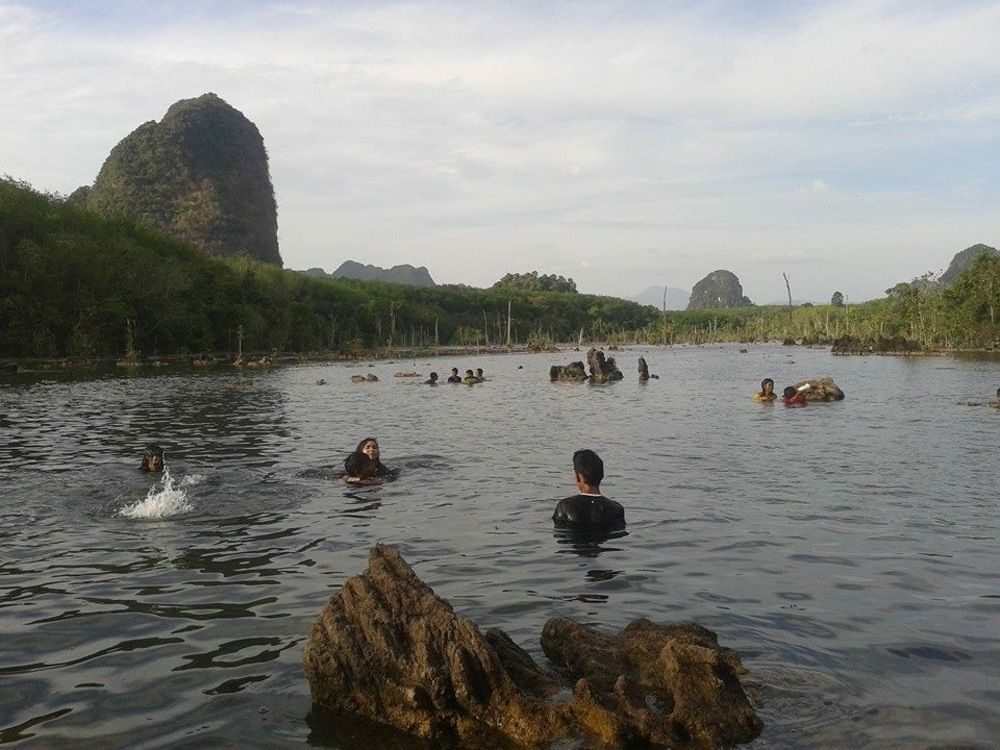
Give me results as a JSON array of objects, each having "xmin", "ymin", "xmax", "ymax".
[
  {"xmin": 781, "ymin": 385, "xmax": 807, "ymax": 406},
  {"xmin": 474, "ymin": 368, "xmax": 485, "ymax": 382},
  {"xmin": 446, "ymin": 368, "xmax": 462, "ymax": 384},
  {"xmin": 552, "ymin": 449, "xmax": 625, "ymax": 529},
  {"xmin": 462, "ymin": 369, "xmax": 478, "ymax": 385},
  {"xmin": 754, "ymin": 378, "xmax": 776, "ymax": 402},
  {"xmin": 344, "ymin": 438, "xmax": 394, "ymax": 483},
  {"xmin": 140, "ymin": 444, "xmax": 164, "ymax": 472},
  {"xmin": 424, "ymin": 372, "xmax": 439, "ymax": 385}
]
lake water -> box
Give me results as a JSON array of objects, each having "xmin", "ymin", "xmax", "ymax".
[{"xmin": 1, "ymin": 345, "xmax": 997, "ymax": 749}]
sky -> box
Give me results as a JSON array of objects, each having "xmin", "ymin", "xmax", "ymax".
[{"xmin": 1, "ymin": 0, "xmax": 998, "ymax": 303}]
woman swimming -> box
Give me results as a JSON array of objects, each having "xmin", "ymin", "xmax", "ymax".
[
  {"xmin": 753, "ymin": 378, "xmax": 776, "ymax": 402},
  {"xmin": 343, "ymin": 438, "xmax": 394, "ymax": 483}
]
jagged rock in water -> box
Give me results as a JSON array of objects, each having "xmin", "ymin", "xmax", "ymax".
[
  {"xmin": 687, "ymin": 270, "xmax": 753, "ymax": 310},
  {"xmin": 587, "ymin": 348, "xmax": 624, "ymax": 383},
  {"xmin": 81, "ymin": 93, "xmax": 281, "ymax": 266},
  {"xmin": 637, "ymin": 356, "xmax": 658, "ymax": 382},
  {"xmin": 303, "ymin": 544, "xmax": 762, "ymax": 750},
  {"xmin": 550, "ymin": 361, "xmax": 588, "ymax": 382},
  {"xmin": 791, "ymin": 377, "xmax": 845, "ymax": 401}
]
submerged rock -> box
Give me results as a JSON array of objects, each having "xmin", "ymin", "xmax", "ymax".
[
  {"xmin": 792, "ymin": 377, "xmax": 845, "ymax": 401},
  {"xmin": 587, "ymin": 348, "xmax": 624, "ymax": 383},
  {"xmin": 637, "ymin": 356, "xmax": 658, "ymax": 382},
  {"xmin": 303, "ymin": 544, "xmax": 762, "ymax": 750},
  {"xmin": 550, "ymin": 361, "xmax": 588, "ymax": 382}
]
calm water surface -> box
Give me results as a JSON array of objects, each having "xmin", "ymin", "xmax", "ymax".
[{"xmin": 1, "ymin": 345, "xmax": 997, "ymax": 749}]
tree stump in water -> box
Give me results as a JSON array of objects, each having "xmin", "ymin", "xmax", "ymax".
[{"xmin": 587, "ymin": 348, "xmax": 623, "ymax": 383}]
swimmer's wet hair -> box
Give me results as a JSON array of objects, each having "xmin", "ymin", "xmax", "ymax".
[{"xmin": 573, "ymin": 449, "xmax": 604, "ymax": 486}]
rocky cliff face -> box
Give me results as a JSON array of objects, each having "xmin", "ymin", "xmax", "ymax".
[
  {"xmin": 686, "ymin": 270, "xmax": 753, "ymax": 310},
  {"xmin": 938, "ymin": 244, "xmax": 998, "ymax": 286},
  {"xmin": 79, "ymin": 93, "xmax": 281, "ymax": 266}
]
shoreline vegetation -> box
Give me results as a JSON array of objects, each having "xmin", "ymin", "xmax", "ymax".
[{"xmin": 2, "ymin": 178, "xmax": 998, "ymax": 370}]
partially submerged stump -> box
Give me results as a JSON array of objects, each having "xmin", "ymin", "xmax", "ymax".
[
  {"xmin": 304, "ymin": 545, "xmax": 762, "ymax": 749},
  {"xmin": 637, "ymin": 356, "xmax": 658, "ymax": 382},
  {"xmin": 793, "ymin": 377, "xmax": 845, "ymax": 401},
  {"xmin": 588, "ymin": 348, "xmax": 624, "ymax": 383},
  {"xmin": 550, "ymin": 361, "xmax": 588, "ymax": 382}
]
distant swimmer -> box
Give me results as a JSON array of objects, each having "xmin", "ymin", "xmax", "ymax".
[
  {"xmin": 140, "ymin": 444, "xmax": 164, "ymax": 473},
  {"xmin": 462, "ymin": 369, "xmax": 478, "ymax": 385},
  {"xmin": 474, "ymin": 368, "xmax": 485, "ymax": 382},
  {"xmin": 446, "ymin": 368, "xmax": 462, "ymax": 384},
  {"xmin": 552, "ymin": 449, "xmax": 625, "ymax": 529},
  {"xmin": 781, "ymin": 385, "xmax": 807, "ymax": 407},
  {"xmin": 344, "ymin": 438, "xmax": 394, "ymax": 483},
  {"xmin": 754, "ymin": 378, "xmax": 776, "ymax": 402},
  {"xmin": 424, "ymin": 372, "xmax": 439, "ymax": 385}
]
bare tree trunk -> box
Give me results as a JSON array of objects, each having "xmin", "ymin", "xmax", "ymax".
[
  {"xmin": 782, "ymin": 272, "xmax": 794, "ymax": 329},
  {"xmin": 506, "ymin": 299, "xmax": 512, "ymax": 347}
]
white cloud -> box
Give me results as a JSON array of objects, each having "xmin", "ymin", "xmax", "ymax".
[{"xmin": 1, "ymin": 0, "xmax": 997, "ymax": 302}]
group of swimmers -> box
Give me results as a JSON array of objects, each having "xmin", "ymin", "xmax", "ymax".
[
  {"xmin": 753, "ymin": 378, "xmax": 809, "ymax": 406},
  {"xmin": 424, "ymin": 367, "xmax": 486, "ymax": 385},
  {"xmin": 341, "ymin": 439, "xmax": 623, "ymax": 530}
]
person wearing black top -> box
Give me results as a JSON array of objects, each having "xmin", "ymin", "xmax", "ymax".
[
  {"xmin": 552, "ymin": 449, "xmax": 624, "ymax": 528},
  {"xmin": 446, "ymin": 368, "xmax": 462, "ymax": 384},
  {"xmin": 344, "ymin": 437, "xmax": 393, "ymax": 483}
]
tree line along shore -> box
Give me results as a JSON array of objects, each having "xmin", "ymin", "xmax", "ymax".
[{"xmin": 2, "ymin": 178, "xmax": 997, "ymax": 368}]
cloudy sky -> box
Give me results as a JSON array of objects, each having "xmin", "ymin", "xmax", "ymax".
[{"xmin": 2, "ymin": 1, "xmax": 997, "ymax": 302}]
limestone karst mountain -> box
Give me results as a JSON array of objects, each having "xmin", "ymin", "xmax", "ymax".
[
  {"xmin": 938, "ymin": 244, "xmax": 998, "ymax": 286},
  {"xmin": 686, "ymin": 270, "xmax": 753, "ymax": 309},
  {"xmin": 313, "ymin": 260, "xmax": 436, "ymax": 286},
  {"xmin": 72, "ymin": 93, "xmax": 281, "ymax": 266}
]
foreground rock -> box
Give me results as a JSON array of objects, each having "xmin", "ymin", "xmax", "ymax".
[
  {"xmin": 792, "ymin": 377, "xmax": 845, "ymax": 401},
  {"xmin": 304, "ymin": 545, "xmax": 762, "ymax": 749}
]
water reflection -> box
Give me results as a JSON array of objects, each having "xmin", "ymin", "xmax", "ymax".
[{"xmin": 553, "ymin": 525, "xmax": 628, "ymax": 558}]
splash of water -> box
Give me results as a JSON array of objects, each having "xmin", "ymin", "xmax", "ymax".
[{"xmin": 119, "ymin": 468, "xmax": 197, "ymax": 519}]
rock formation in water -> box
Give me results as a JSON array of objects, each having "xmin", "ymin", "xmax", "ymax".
[
  {"xmin": 790, "ymin": 377, "xmax": 845, "ymax": 401},
  {"xmin": 316, "ymin": 260, "xmax": 436, "ymax": 287},
  {"xmin": 587, "ymin": 347, "xmax": 624, "ymax": 383},
  {"xmin": 638, "ymin": 356, "xmax": 658, "ymax": 382},
  {"xmin": 303, "ymin": 544, "xmax": 763, "ymax": 750},
  {"xmin": 686, "ymin": 270, "xmax": 753, "ymax": 310},
  {"xmin": 938, "ymin": 244, "xmax": 999, "ymax": 286},
  {"xmin": 550, "ymin": 361, "xmax": 589, "ymax": 382},
  {"xmin": 75, "ymin": 93, "xmax": 281, "ymax": 266}
]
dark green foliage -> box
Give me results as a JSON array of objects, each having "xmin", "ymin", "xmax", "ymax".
[
  {"xmin": 0, "ymin": 180, "xmax": 657, "ymax": 358},
  {"xmin": 493, "ymin": 271, "xmax": 577, "ymax": 294},
  {"xmin": 938, "ymin": 244, "xmax": 998, "ymax": 286}
]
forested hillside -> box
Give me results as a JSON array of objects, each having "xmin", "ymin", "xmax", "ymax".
[
  {"xmin": 0, "ymin": 179, "xmax": 656, "ymax": 359},
  {"xmin": 2, "ymin": 180, "xmax": 996, "ymax": 360}
]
